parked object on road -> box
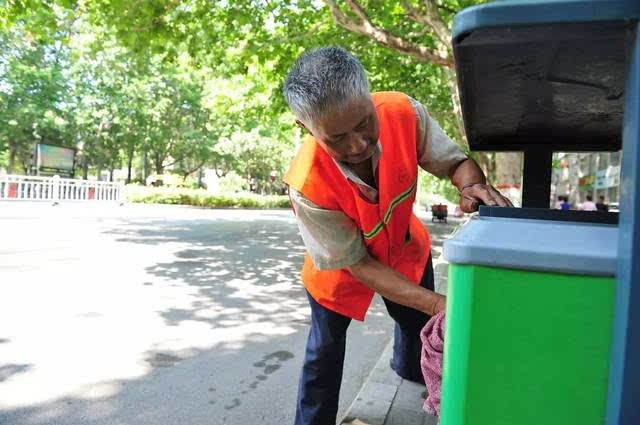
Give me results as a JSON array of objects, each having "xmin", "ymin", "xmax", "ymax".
[{"xmin": 431, "ymin": 204, "xmax": 448, "ymax": 223}]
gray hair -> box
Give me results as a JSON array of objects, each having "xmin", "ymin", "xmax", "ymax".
[{"xmin": 283, "ymin": 47, "xmax": 370, "ymax": 127}]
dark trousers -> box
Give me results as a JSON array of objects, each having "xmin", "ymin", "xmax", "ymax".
[{"xmin": 294, "ymin": 255, "xmax": 435, "ymax": 425}]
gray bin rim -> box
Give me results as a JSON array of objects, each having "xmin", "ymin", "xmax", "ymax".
[{"xmin": 443, "ymin": 216, "xmax": 617, "ymax": 276}]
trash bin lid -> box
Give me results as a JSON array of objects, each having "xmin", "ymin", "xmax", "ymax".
[
  {"xmin": 443, "ymin": 216, "xmax": 618, "ymax": 276},
  {"xmin": 452, "ymin": 0, "xmax": 640, "ymax": 152}
]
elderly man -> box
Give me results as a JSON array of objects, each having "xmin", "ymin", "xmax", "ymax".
[{"xmin": 282, "ymin": 46, "xmax": 512, "ymax": 425}]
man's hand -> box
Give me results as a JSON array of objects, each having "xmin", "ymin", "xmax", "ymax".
[
  {"xmin": 459, "ymin": 183, "xmax": 514, "ymax": 213},
  {"xmin": 432, "ymin": 293, "xmax": 446, "ymax": 315},
  {"xmin": 449, "ymin": 159, "xmax": 513, "ymax": 213}
]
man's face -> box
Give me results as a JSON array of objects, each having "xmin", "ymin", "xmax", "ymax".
[{"xmin": 298, "ymin": 96, "xmax": 379, "ymax": 164}]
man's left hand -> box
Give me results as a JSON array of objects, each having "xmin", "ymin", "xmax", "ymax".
[{"xmin": 459, "ymin": 183, "xmax": 513, "ymax": 213}]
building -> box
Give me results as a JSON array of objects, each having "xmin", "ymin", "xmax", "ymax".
[{"xmin": 552, "ymin": 152, "xmax": 621, "ymax": 209}]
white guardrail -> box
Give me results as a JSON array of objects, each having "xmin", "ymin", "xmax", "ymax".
[{"xmin": 0, "ymin": 174, "xmax": 124, "ymax": 203}]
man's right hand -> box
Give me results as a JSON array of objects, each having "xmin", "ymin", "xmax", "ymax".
[{"xmin": 432, "ymin": 293, "xmax": 446, "ymax": 316}]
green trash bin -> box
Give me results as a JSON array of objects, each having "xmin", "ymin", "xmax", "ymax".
[{"xmin": 441, "ymin": 211, "xmax": 617, "ymax": 425}]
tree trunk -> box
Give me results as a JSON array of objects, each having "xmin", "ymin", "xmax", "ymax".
[
  {"xmin": 127, "ymin": 153, "xmax": 133, "ymax": 184},
  {"xmin": 142, "ymin": 149, "xmax": 148, "ymax": 185},
  {"xmin": 198, "ymin": 168, "xmax": 204, "ymax": 188},
  {"xmin": 82, "ymin": 157, "xmax": 89, "ymax": 180},
  {"xmin": 495, "ymin": 152, "xmax": 523, "ymax": 206},
  {"xmin": 155, "ymin": 158, "xmax": 164, "ymax": 186},
  {"xmin": 214, "ymin": 161, "xmax": 226, "ymax": 178},
  {"xmin": 19, "ymin": 157, "xmax": 30, "ymax": 174},
  {"xmin": 109, "ymin": 168, "xmax": 114, "ymax": 182},
  {"xmin": 7, "ymin": 145, "xmax": 17, "ymax": 174},
  {"xmin": 445, "ymin": 68, "xmax": 466, "ymax": 142}
]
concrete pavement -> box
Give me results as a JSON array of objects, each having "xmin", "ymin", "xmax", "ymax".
[
  {"xmin": 0, "ymin": 203, "xmax": 396, "ymax": 425},
  {"xmin": 0, "ymin": 201, "xmax": 464, "ymax": 425}
]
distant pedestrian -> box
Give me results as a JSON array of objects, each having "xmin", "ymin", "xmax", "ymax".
[
  {"xmin": 555, "ymin": 195, "xmax": 563, "ymax": 210},
  {"xmin": 560, "ymin": 196, "xmax": 571, "ymax": 210},
  {"xmin": 596, "ymin": 196, "xmax": 609, "ymax": 212},
  {"xmin": 581, "ymin": 195, "xmax": 598, "ymax": 211}
]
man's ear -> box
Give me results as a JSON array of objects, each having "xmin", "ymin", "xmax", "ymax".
[{"xmin": 295, "ymin": 119, "xmax": 313, "ymax": 136}]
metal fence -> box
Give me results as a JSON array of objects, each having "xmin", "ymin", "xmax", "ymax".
[{"xmin": 0, "ymin": 174, "xmax": 124, "ymax": 203}]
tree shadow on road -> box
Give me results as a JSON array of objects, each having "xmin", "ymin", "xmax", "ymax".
[
  {"xmin": 0, "ymin": 363, "xmax": 32, "ymax": 383},
  {"xmin": 104, "ymin": 217, "xmax": 313, "ymax": 332}
]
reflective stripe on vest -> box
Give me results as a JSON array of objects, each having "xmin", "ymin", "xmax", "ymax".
[{"xmin": 363, "ymin": 179, "xmax": 417, "ymax": 239}]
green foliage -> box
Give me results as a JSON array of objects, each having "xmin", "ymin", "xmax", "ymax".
[
  {"xmin": 0, "ymin": 0, "xmax": 491, "ymax": 201},
  {"xmin": 0, "ymin": 27, "xmax": 71, "ymax": 173},
  {"xmin": 419, "ymin": 169, "xmax": 460, "ymax": 204},
  {"xmin": 218, "ymin": 171, "xmax": 249, "ymax": 193},
  {"xmin": 125, "ymin": 186, "xmax": 290, "ymax": 209}
]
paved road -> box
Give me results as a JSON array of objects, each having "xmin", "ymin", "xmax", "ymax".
[{"xmin": 0, "ymin": 202, "xmax": 461, "ymax": 425}]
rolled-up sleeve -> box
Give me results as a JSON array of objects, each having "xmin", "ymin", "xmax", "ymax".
[
  {"xmin": 289, "ymin": 188, "xmax": 366, "ymax": 270},
  {"xmin": 410, "ymin": 97, "xmax": 468, "ymax": 178}
]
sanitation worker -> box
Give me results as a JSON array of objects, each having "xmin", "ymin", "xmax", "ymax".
[{"xmin": 282, "ymin": 46, "xmax": 512, "ymax": 425}]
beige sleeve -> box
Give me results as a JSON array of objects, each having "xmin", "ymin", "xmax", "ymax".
[
  {"xmin": 410, "ymin": 97, "xmax": 468, "ymax": 178},
  {"xmin": 289, "ymin": 188, "xmax": 367, "ymax": 270}
]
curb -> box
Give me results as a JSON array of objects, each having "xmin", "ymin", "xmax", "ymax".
[
  {"xmin": 340, "ymin": 339, "xmax": 400, "ymax": 425},
  {"xmin": 340, "ymin": 339, "xmax": 437, "ymax": 425}
]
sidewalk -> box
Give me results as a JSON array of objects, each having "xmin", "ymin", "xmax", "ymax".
[{"xmin": 339, "ymin": 338, "xmax": 437, "ymax": 425}]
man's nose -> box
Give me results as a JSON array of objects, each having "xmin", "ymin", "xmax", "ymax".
[{"xmin": 347, "ymin": 134, "xmax": 368, "ymax": 155}]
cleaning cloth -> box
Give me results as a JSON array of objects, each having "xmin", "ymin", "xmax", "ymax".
[{"xmin": 420, "ymin": 311, "xmax": 446, "ymax": 417}]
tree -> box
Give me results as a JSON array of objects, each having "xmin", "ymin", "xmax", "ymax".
[
  {"xmin": 72, "ymin": 0, "xmax": 512, "ymax": 192},
  {"xmin": 0, "ymin": 28, "xmax": 70, "ymax": 174},
  {"xmin": 1, "ymin": 1, "xmax": 470, "ymax": 139},
  {"xmin": 69, "ymin": 26, "xmax": 130, "ymax": 180},
  {"xmin": 66, "ymin": 20, "xmax": 217, "ymax": 183},
  {"xmin": 1, "ymin": 0, "xmax": 521, "ymax": 201}
]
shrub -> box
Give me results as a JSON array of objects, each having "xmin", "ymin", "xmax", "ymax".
[
  {"xmin": 218, "ymin": 171, "xmax": 248, "ymax": 193},
  {"xmin": 124, "ymin": 185, "xmax": 289, "ymax": 209}
]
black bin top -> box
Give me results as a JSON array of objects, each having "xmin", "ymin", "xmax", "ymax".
[{"xmin": 452, "ymin": 0, "xmax": 640, "ymax": 152}]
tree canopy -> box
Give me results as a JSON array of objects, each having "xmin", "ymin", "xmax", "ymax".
[{"xmin": 1, "ymin": 0, "xmax": 495, "ymax": 198}]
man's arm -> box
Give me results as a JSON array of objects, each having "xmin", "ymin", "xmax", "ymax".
[
  {"xmin": 291, "ymin": 188, "xmax": 444, "ymax": 314},
  {"xmin": 289, "ymin": 188, "xmax": 368, "ymax": 270},
  {"xmin": 410, "ymin": 98, "xmax": 513, "ymax": 212},
  {"xmin": 347, "ymin": 253, "xmax": 446, "ymax": 316},
  {"xmin": 449, "ymin": 158, "xmax": 513, "ymax": 212}
]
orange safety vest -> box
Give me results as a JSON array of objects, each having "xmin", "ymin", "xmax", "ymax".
[{"xmin": 284, "ymin": 91, "xmax": 432, "ymax": 321}]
